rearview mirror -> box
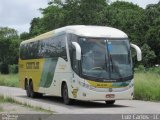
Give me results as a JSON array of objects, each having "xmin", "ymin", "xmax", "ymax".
[
  {"xmin": 72, "ymin": 42, "xmax": 81, "ymax": 60},
  {"xmin": 131, "ymin": 43, "xmax": 142, "ymax": 61}
]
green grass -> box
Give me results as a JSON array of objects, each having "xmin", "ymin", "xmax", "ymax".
[
  {"xmin": 0, "ymin": 96, "xmax": 16, "ymax": 112},
  {"xmin": 0, "ymin": 96, "xmax": 52, "ymax": 113},
  {"xmin": 134, "ymin": 71, "xmax": 160, "ymax": 101},
  {"xmin": 0, "ymin": 74, "xmax": 18, "ymax": 87},
  {"xmin": 0, "ymin": 96, "xmax": 17, "ymax": 103},
  {"xmin": 22, "ymin": 102, "xmax": 52, "ymax": 113},
  {"xmin": 0, "ymin": 106, "xmax": 3, "ymax": 112},
  {"xmin": 0, "ymin": 98, "xmax": 3, "ymax": 112}
]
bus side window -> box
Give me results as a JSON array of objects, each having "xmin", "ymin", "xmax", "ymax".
[{"xmin": 71, "ymin": 50, "xmax": 79, "ymax": 74}]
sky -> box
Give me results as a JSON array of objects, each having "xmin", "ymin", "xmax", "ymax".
[{"xmin": 0, "ymin": 0, "xmax": 159, "ymax": 34}]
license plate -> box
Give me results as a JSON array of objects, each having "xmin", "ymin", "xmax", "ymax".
[{"xmin": 106, "ymin": 94, "xmax": 115, "ymax": 98}]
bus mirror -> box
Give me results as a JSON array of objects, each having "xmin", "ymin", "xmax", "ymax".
[
  {"xmin": 72, "ymin": 42, "xmax": 81, "ymax": 60},
  {"xmin": 131, "ymin": 43, "xmax": 142, "ymax": 61}
]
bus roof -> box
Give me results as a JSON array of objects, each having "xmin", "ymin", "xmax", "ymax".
[{"xmin": 21, "ymin": 25, "xmax": 128, "ymax": 44}]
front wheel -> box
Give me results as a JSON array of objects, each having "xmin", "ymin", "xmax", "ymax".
[
  {"xmin": 62, "ymin": 83, "xmax": 73, "ymax": 105},
  {"xmin": 105, "ymin": 100, "xmax": 115, "ymax": 105}
]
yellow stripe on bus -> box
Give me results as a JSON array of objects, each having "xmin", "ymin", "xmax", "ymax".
[{"xmin": 86, "ymin": 80, "xmax": 113, "ymax": 88}]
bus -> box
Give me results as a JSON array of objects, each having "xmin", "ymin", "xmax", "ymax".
[{"xmin": 19, "ymin": 25, "xmax": 142, "ymax": 105}]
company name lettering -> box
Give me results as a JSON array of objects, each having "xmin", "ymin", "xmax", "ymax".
[{"xmin": 26, "ymin": 62, "xmax": 39, "ymax": 69}]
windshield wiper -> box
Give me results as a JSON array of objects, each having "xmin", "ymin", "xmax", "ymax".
[
  {"xmin": 104, "ymin": 53, "xmax": 108, "ymax": 71},
  {"xmin": 109, "ymin": 54, "xmax": 114, "ymax": 72},
  {"xmin": 106, "ymin": 40, "xmax": 122, "ymax": 79},
  {"xmin": 106, "ymin": 40, "xmax": 112, "ymax": 78}
]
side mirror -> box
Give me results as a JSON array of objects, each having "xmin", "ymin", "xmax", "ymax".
[
  {"xmin": 72, "ymin": 42, "xmax": 81, "ymax": 60},
  {"xmin": 131, "ymin": 43, "xmax": 142, "ymax": 61}
]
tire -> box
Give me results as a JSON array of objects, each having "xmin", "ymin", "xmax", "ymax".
[
  {"xmin": 37, "ymin": 93, "xmax": 43, "ymax": 98},
  {"xmin": 26, "ymin": 80, "xmax": 42, "ymax": 98},
  {"xmin": 28, "ymin": 81, "xmax": 41, "ymax": 98},
  {"xmin": 26, "ymin": 81, "xmax": 30, "ymax": 97},
  {"xmin": 62, "ymin": 83, "xmax": 73, "ymax": 105},
  {"xmin": 105, "ymin": 100, "xmax": 115, "ymax": 105}
]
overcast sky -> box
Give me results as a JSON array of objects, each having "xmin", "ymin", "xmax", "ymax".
[{"xmin": 0, "ymin": 0, "xmax": 159, "ymax": 34}]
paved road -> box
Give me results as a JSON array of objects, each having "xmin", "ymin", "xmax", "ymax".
[{"xmin": 0, "ymin": 86, "xmax": 160, "ymax": 114}]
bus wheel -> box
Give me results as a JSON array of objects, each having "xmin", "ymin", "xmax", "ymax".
[
  {"xmin": 62, "ymin": 83, "xmax": 72, "ymax": 105},
  {"xmin": 105, "ymin": 100, "xmax": 115, "ymax": 105},
  {"xmin": 27, "ymin": 81, "xmax": 43, "ymax": 98},
  {"xmin": 28, "ymin": 81, "xmax": 37, "ymax": 98},
  {"xmin": 25, "ymin": 81, "xmax": 30, "ymax": 97}
]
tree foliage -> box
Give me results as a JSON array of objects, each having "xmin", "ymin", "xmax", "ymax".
[
  {"xmin": 27, "ymin": 0, "xmax": 159, "ymax": 67},
  {"xmin": 0, "ymin": 27, "xmax": 20, "ymax": 73},
  {"xmin": 144, "ymin": 3, "xmax": 160, "ymax": 64},
  {"xmin": 20, "ymin": 32, "xmax": 30, "ymax": 40},
  {"xmin": 141, "ymin": 44, "xmax": 156, "ymax": 67},
  {"xmin": 1, "ymin": 0, "xmax": 159, "ymax": 73}
]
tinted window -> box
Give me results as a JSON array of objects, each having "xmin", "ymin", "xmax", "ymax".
[{"xmin": 20, "ymin": 35, "xmax": 67, "ymax": 60}]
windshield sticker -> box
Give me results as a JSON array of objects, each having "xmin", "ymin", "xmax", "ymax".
[{"xmin": 108, "ymin": 42, "xmax": 112, "ymax": 51}]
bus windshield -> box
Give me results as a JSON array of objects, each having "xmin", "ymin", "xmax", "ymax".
[{"xmin": 79, "ymin": 38, "xmax": 133, "ymax": 81}]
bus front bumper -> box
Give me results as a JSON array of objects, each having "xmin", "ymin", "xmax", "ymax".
[{"xmin": 72, "ymin": 87, "xmax": 134, "ymax": 101}]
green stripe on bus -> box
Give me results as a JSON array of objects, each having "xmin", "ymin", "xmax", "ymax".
[{"xmin": 40, "ymin": 58, "xmax": 58, "ymax": 88}]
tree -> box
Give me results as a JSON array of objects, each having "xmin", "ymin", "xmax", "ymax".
[
  {"xmin": 109, "ymin": 1, "xmax": 145, "ymax": 46},
  {"xmin": 20, "ymin": 32, "xmax": 31, "ymax": 40},
  {"xmin": 29, "ymin": 0, "xmax": 108, "ymax": 37},
  {"xmin": 63, "ymin": 0, "xmax": 107, "ymax": 25},
  {"xmin": 28, "ymin": 0, "xmax": 160, "ymax": 67},
  {"xmin": 144, "ymin": 4, "xmax": 160, "ymax": 64},
  {"xmin": 41, "ymin": 5, "xmax": 65, "ymax": 31},
  {"xmin": 29, "ymin": 18, "xmax": 44, "ymax": 37},
  {"xmin": 141, "ymin": 44, "xmax": 156, "ymax": 67},
  {"xmin": 0, "ymin": 27, "xmax": 20, "ymax": 74}
]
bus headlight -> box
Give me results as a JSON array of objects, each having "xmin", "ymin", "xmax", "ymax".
[{"xmin": 78, "ymin": 81, "xmax": 96, "ymax": 90}]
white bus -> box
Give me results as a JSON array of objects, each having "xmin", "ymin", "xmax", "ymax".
[{"xmin": 19, "ymin": 25, "xmax": 142, "ymax": 105}]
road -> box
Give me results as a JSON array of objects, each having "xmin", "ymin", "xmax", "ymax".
[{"xmin": 0, "ymin": 86, "xmax": 160, "ymax": 114}]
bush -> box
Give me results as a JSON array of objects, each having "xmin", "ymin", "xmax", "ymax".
[
  {"xmin": 0, "ymin": 74, "xmax": 18, "ymax": 87},
  {"xmin": 9, "ymin": 64, "xmax": 18, "ymax": 74},
  {"xmin": 134, "ymin": 65, "xmax": 146, "ymax": 72},
  {"xmin": 134, "ymin": 71, "xmax": 160, "ymax": 101},
  {"xmin": 134, "ymin": 65, "xmax": 160, "ymax": 74},
  {"xmin": 0, "ymin": 63, "xmax": 9, "ymax": 74}
]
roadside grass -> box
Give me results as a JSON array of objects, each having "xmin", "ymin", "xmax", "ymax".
[
  {"xmin": 0, "ymin": 96, "xmax": 16, "ymax": 112},
  {"xmin": 0, "ymin": 107, "xmax": 3, "ymax": 112},
  {"xmin": 0, "ymin": 96, "xmax": 52, "ymax": 113},
  {"xmin": 22, "ymin": 102, "xmax": 53, "ymax": 113},
  {"xmin": 134, "ymin": 69, "xmax": 160, "ymax": 101},
  {"xmin": 0, "ymin": 99, "xmax": 3, "ymax": 112},
  {"xmin": 0, "ymin": 96, "xmax": 17, "ymax": 103},
  {"xmin": 0, "ymin": 74, "xmax": 18, "ymax": 87}
]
